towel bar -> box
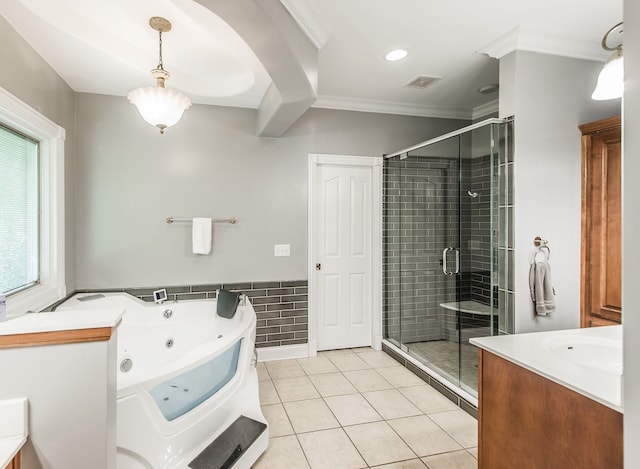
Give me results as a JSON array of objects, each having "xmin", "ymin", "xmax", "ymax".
[{"xmin": 166, "ymin": 216, "xmax": 237, "ymax": 224}]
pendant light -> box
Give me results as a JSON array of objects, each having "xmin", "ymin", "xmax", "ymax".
[
  {"xmin": 592, "ymin": 22, "xmax": 623, "ymax": 101},
  {"xmin": 128, "ymin": 17, "xmax": 191, "ymax": 134}
]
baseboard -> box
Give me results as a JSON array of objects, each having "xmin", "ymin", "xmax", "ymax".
[
  {"xmin": 256, "ymin": 344, "xmax": 309, "ymax": 362},
  {"xmin": 373, "ymin": 335, "xmax": 382, "ymax": 351}
]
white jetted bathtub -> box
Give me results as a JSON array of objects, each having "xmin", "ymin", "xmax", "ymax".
[{"xmin": 57, "ymin": 292, "xmax": 268, "ymax": 468}]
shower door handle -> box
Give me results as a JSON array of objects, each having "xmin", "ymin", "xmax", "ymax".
[
  {"xmin": 442, "ymin": 247, "xmax": 460, "ymax": 276},
  {"xmin": 442, "ymin": 247, "xmax": 453, "ymax": 276}
]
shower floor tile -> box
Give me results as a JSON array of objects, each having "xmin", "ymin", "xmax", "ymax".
[
  {"xmin": 406, "ymin": 340, "xmax": 479, "ymax": 392},
  {"xmin": 254, "ymin": 347, "xmax": 477, "ymax": 469}
]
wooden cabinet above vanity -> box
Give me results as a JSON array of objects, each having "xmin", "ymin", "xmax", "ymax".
[{"xmin": 580, "ymin": 116, "xmax": 622, "ymax": 327}]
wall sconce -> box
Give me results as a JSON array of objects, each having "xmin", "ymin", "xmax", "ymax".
[
  {"xmin": 592, "ymin": 22, "xmax": 623, "ymax": 101},
  {"xmin": 128, "ymin": 17, "xmax": 191, "ymax": 134}
]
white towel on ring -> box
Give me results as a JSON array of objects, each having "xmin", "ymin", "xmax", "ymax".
[
  {"xmin": 192, "ymin": 217, "xmax": 212, "ymax": 255},
  {"xmin": 529, "ymin": 260, "xmax": 555, "ymax": 316}
]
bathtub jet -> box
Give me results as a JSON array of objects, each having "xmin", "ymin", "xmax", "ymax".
[{"xmin": 57, "ymin": 292, "xmax": 268, "ymax": 468}]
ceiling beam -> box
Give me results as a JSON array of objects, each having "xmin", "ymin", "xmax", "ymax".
[{"xmin": 195, "ymin": 0, "xmax": 319, "ymax": 137}]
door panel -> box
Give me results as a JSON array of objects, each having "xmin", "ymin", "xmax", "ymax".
[
  {"xmin": 323, "ymin": 274, "xmax": 339, "ymax": 327},
  {"xmin": 350, "ymin": 273, "xmax": 365, "ymax": 325},
  {"xmin": 315, "ymin": 163, "xmax": 373, "ymax": 350}
]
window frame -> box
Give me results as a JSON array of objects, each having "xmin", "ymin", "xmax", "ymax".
[{"xmin": 0, "ymin": 86, "xmax": 65, "ymax": 314}]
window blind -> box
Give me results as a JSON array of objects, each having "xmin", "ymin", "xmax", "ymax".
[{"xmin": 0, "ymin": 124, "xmax": 39, "ymax": 295}]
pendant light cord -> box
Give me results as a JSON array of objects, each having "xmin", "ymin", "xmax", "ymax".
[{"xmin": 157, "ymin": 31, "xmax": 164, "ymax": 70}]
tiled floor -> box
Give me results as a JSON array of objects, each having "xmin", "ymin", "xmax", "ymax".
[{"xmin": 253, "ymin": 347, "xmax": 478, "ymax": 469}]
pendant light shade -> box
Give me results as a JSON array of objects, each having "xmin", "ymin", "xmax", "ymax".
[
  {"xmin": 128, "ymin": 17, "xmax": 191, "ymax": 133},
  {"xmin": 128, "ymin": 85, "xmax": 191, "ymax": 132},
  {"xmin": 592, "ymin": 22, "xmax": 623, "ymax": 101},
  {"xmin": 592, "ymin": 51, "xmax": 623, "ymax": 100}
]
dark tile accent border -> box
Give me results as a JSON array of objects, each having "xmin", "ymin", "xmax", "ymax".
[
  {"xmin": 459, "ymin": 398, "xmax": 478, "ymax": 419},
  {"xmin": 382, "ymin": 342, "xmax": 478, "ymax": 418},
  {"xmin": 45, "ymin": 280, "xmax": 309, "ymax": 349}
]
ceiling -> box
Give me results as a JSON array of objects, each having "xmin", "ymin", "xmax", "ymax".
[{"xmin": 0, "ymin": 0, "xmax": 624, "ymax": 124}]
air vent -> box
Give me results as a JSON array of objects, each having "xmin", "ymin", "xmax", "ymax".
[{"xmin": 404, "ymin": 76, "xmax": 440, "ymax": 89}]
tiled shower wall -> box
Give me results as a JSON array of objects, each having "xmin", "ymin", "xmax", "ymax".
[
  {"xmin": 51, "ymin": 280, "xmax": 308, "ymax": 349},
  {"xmin": 383, "ymin": 151, "xmax": 505, "ymax": 345},
  {"xmin": 383, "ymin": 156, "xmax": 460, "ymax": 344},
  {"xmin": 383, "ymin": 121, "xmax": 514, "ymax": 347},
  {"xmin": 467, "ymin": 153, "xmax": 495, "ymax": 306},
  {"xmin": 455, "ymin": 153, "xmax": 498, "ymax": 343}
]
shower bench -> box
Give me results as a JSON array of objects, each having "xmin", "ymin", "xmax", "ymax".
[{"xmin": 439, "ymin": 300, "xmax": 493, "ymax": 316}]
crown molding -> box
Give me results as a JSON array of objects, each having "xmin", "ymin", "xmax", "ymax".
[
  {"xmin": 478, "ymin": 26, "xmax": 609, "ymax": 62},
  {"xmin": 472, "ymin": 99, "xmax": 499, "ymax": 120},
  {"xmin": 313, "ymin": 95, "xmax": 474, "ymax": 120},
  {"xmin": 279, "ymin": 0, "xmax": 330, "ymax": 49}
]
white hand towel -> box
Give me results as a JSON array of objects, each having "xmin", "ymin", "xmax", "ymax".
[
  {"xmin": 192, "ymin": 217, "xmax": 212, "ymax": 255},
  {"xmin": 529, "ymin": 260, "xmax": 556, "ymax": 316}
]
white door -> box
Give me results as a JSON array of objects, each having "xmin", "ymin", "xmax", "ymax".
[{"xmin": 309, "ymin": 154, "xmax": 382, "ymax": 352}]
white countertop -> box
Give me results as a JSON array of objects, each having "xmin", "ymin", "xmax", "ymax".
[
  {"xmin": 470, "ymin": 325, "xmax": 623, "ymax": 413},
  {"xmin": 0, "ymin": 308, "xmax": 123, "ymax": 336}
]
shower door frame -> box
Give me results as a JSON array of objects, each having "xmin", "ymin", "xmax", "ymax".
[{"xmin": 382, "ymin": 117, "xmax": 507, "ymax": 406}]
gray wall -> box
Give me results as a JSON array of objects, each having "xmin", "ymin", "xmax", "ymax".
[
  {"xmin": 0, "ymin": 15, "xmax": 77, "ymax": 292},
  {"xmin": 500, "ymin": 51, "xmax": 621, "ymax": 333},
  {"xmin": 624, "ymin": 0, "xmax": 640, "ymax": 465},
  {"xmin": 75, "ymin": 92, "xmax": 466, "ymax": 288}
]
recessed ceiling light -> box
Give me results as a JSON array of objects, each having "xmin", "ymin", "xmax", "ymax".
[
  {"xmin": 385, "ymin": 49, "xmax": 408, "ymax": 62},
  {"xmin": 477, "ymin": 83, "xmax": 499, "ymax": 95}
]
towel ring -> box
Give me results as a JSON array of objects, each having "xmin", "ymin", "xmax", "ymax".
[
  {"xmin": 530, "ymin": 237, "xmax": 550, "ymax": 263},
  {"xmin": 533, "ymin": 236, "xmax": 548, "ymax": 247}
]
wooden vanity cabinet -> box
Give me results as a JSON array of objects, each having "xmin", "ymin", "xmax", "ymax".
[
  {"xmin": 477, "ymin": 350, "xmax": 622, "ymax": 469},
  {"xmin": 580, "ymin": 116, "xmax": 622, "ymax": 327}
]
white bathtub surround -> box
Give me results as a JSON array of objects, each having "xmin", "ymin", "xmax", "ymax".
[
  {"xmin": 57, "ymin": 292, "xmax": 268, "ymax": 469},
  {"xmin": 192, "ymin": 217, "xmax": 212, "ymax": 254},
  {"xmin": 68, "ymin": 279, "xmax": 310, "ymax": 350},
  {"xmin": 471, "ymin": 325, "xmax": 622, "ymax": 412},
  {"xmin": 0, "ymin": 397, "xmax": 27, "ymax": 468}
]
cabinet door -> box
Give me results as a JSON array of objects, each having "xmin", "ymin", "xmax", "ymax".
[
  {"xmin": 580, "ymin": 117, "xmax": 622, "ymax": 327},
  {"xmin": 478, "ymin": 350, "xmax": 623, "ymax": 469}
]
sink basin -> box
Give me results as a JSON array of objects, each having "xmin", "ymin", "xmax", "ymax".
[{"xmin": 544, "ymin": 335, "xmax": 622, "ymax": 374}]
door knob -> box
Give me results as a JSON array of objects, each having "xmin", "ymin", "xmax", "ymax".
[{"xmin": 316, "ymin": 263, "xmax": 322, "ymax": 270}]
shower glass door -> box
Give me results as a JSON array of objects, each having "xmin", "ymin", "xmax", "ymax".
[
  {"xmin": 383, "ymin": 119, "xmax": 508, "ymax": 399},
  {"xmin": 400, "ymin": 134, "xmax": 461, "ymax": 388}
]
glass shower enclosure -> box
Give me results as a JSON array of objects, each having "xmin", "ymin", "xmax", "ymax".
[{"xmin": 383, "ymin": 118, "xmax": 513, "ymax": 400}]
